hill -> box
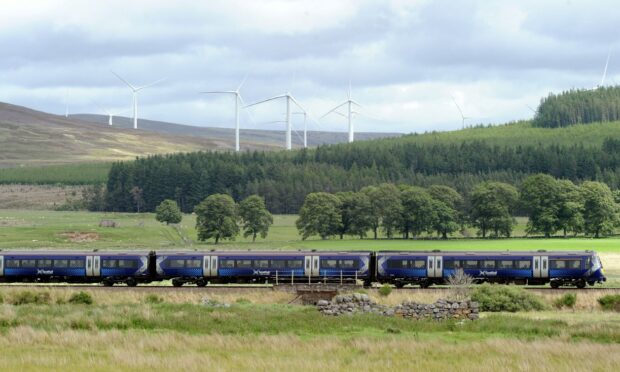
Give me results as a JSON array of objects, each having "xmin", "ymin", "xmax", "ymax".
[
  {"xmin": 0, "ymin": 102, "xmax": 283, "ymax": 167},
  {"xmin": 71, "ymin": 114, "xmax": 401, "ymax": 147},
  {"xmin": 0, "ymin": 102, "xmax": 401, "ymax": 168}
]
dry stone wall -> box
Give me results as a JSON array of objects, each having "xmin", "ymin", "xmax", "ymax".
[{"xmin": 317, "ymin": 294, "xmax": 479, "ymax": 320}]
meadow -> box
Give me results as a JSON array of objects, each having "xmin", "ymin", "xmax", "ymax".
[{"xmin": 0, "ymin": 287, "xmax": 619, "ymax": 371}]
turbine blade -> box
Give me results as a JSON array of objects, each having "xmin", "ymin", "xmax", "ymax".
[
  {"xmin": 243, "ymin": 94, "xmax": 286, "ymax": 108},
  {"xmin": 451, "ymin": 96, "xmax": 465, "ymax": 118},
  {"xmin": 237, "ymin": 74, "xmax": 248, "ymax": 92},
  {"xmin": 288, "ymin": 95, "xmax": 307, "ymax": 113},
  {"xmin": 350, "ymin": 99, "xmax": 363, "ymax": 108},
  {"xmin": 238, "ymin": 94, "xmax": 258, "ymax": 127},
  {"xmin": 111, "ymin": 70, "xmax": 136, "ymax": 91},
  {"xmin": 199, "ymin": 91, "xmax": 236, "ymax": 94},
  {"xmin": 320, "ymin": 101, "xmax": 348, "ymax": 118},
  {"xmin": 136, "ymin": 77, "xmax": 166, "ymax": 91},
  {"xmin": 601, "ymin": 48, "xmax": 611, "ymax": 87}
]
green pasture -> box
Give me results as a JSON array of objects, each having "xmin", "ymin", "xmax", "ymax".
[
  {"xmin": 0, "ymin": 162, "xmax": 111, "ymax": 185},
  {"xmin": 0, "ymin": 210, "xmax": 617, "ymax": 252}
]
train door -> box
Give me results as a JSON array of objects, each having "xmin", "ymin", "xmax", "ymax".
[
  {"xmin": 0, "ymin": 255, "xmax": 3, "ymax": 277},
  {"xmin": 86, "ymin": 256, "xmax": 94, "ymax": 276},
  {"xmin": 533, "ymin": 256, "xmax": 548, "ymax": 278},
  {"xmin": 304, "ymin": 256, "xmax": 320, "ymax": 277},
  {"xmin": 427, "ymin": 256, "xmax": 443, "ymax": 278},
  {"xmin": 541, "ymin": 256, "xmax": 548, "ymax": 278},
  {"xmin": 93, "ymin": 256, "xmax": 101, "ymax": 277},
  {"xmin": 203, "ymin": 256, "xmax": 218, "ymax": 277}
]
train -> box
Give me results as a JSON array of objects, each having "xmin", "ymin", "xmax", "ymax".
[{"xmin": 0, "ymin": 249, "xmax": 606, "ymax": 289}]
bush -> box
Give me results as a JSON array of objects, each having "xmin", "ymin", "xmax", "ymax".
[
  {"xmin": 598, "ymin": 294, "xmax": 620, "ymax": 311},
  {"xmin": 553, "ymin": 293, "xmax": 577, "ymax": 309},
  {"xmin": 235, "ymin": 298, "xmax": 251, "ymax": 304},
  {"xmin": 11, "ymin": 291, "xmax": 51, "ymax": 305},
  {"xmin": 68, "ymin": 291, "xmax": 93, "ymax": 305},
  {"xmin": 145, "ymin": 294, "xmax": 164, "ymax": 304},
  {"xmin": 471, "ymin": 284, "xmax": 547, "ymax": 312},
  {"xmin": 378, "ymin": 284, "xmax": 392, "ymax": 297}
]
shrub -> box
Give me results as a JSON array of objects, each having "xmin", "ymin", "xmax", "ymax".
[
  {"xmin": 235, "ymin": 298, "xmax": 251, "ymax": 304},
  {"xmin": 378, "ymin": 284, "xmax": 392, "ymax": 297},
  {"xmin": 553, "ymin": 293, "xmax": 577, "ymax": 309},
  {"xmin": 145, "ymin": 294, "xmax": 164, "ymax": 304},
  {"xmin": 11, "ymin": 291, "xmax": 51, "ymax": 305},
  {"xmin": 68, "ymin": 291, "xmax": 94, "ymax": 305},
  {"xmin": 471, "ymin": 284, "xmax": 547, "ymax": 312},
  {"xmin": 598, "ymin": 294, "xmax": 620, "ymax": 311}
]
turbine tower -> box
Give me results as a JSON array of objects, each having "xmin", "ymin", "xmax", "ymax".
[
  {"xmin": 111, "ymin": 71, "xmax": 165, "ymax": 130},
  {"xmin": 292, "ymin": 112, "xmax": 308, "ymax": 148},
  {"xmin": 200, "ymin": 76, "xmax": 248, "ymax": 152},
  {"xmin": 451, "ymin": 96, "xmax": 470, "ymax": 129},
  {"xmin": 244, "ymin": 92, "xmax": 307, "ymax": 150},
  {"xmin": 321, "ymin": 83, "xmax": 362, "ymax": 143}
]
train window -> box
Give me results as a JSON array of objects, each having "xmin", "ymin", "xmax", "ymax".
[
  {"xmin": 464, "ymin": 260, "xmax": 478, "ymax": 269},
  {"xmin": 568, "ymin": 260, "xmax": 581, "ymax": 269},
  {"xmin": 54, "ymin": 260, "xmax": 69, "ymax": 268},
  {"xmin": 339, "ymin": 260, "xmax": 356, "ymax": 269},
  {"xmin": 287, "ymin": 260, "xmax": 303, "ymax": 268},
  {"xmin": 220, "ymin": 260, "xmax": 235, "ymax": 268},
  {"xmin": 37, "ymin": 259, "xmax": 53, "ymax": 267},
  {"xmin": 168, "ymin": 259, "xmax": 185, "ymax": 268},
  {"xmin": 6, "ymin": 259, "xmax": 20, "ymax": 268},
  {"xmin": 517, "ymin": 260, "xmax": 531, "ymax": 269},
  {"xmin": 453, "ymin": 260, "xmax": 462, "ymax": 268},
  {"xmin": 550, "ymin": 260, "xmax": 564, "ymax": 269},
  {"xmin": 236, "ymin": 260, "xmax": 252, "ymax": 268},
  {"xmin": 255, "ymin": 260, "xmax": 269, "ymax": 268},
  {"xmin": 444, "ymin": 260, "xmax": 454, "ymax": 269},
  {"xmin": 322, "ymin": 259, "xmax": 338, "ymax": 269},
  {"xmin": 271, "ymin": 260, "xmax": 286, "ymax": 269},
  {"xmin": 70, "ymin": 260, "xmax": 84, "ymax": 268},
  {"xmin": 412, "ymin": 260, "xmax": 426, "ymax": 269},
  {"xmin": 481, "ymin": 260, "xmax": 495, "ymax": 269},
  {"xmin": 21, "ymin": 260, "xmax": 36, "ymax": 268},
  {"xmin": 102, "ymin": 260, "xmax": 118, "ymax": 268},
  {"xmin": 118, "ymin": 260, "xmax": 139, "ymax": 269},
  {"xmin": 186, "ymin": 260, "xmax": 202, "ymax": 268},
  {"xmin": 498, "ymin": 260, "xmax": 514, "ymax": 269}
]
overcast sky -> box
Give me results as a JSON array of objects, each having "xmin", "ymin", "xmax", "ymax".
[{"xmin": 0, "ymin": 0, "xmax": 618, "ymax": 134}]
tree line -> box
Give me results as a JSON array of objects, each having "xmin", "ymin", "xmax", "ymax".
[
  {"xmin": 100, "ymin": 138, "xmax": 620, "ymax": 214},
  {"xmin": 295, "ymin": 176, "xmax": 619, "ymax": 240},
  {"xmin": 533, "ymin": 86, "xmax": 620, "ymax": 128}
]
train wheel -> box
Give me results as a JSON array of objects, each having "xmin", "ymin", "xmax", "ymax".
[
  {"xmin": 550, "ymin": 281, "xmax": 560, "ymax": 289},
  {"xmin": 102, "ymin": 279, "xmax": 114, "ymax": 287},
  {"xmin": 419, "ymin": 281, "xmax": 431, "ymax": 289},
  {"xmin": 394, "ymin": 282, "xmax": 405, "ymax": 289},
  {"xmin": 172, "ymin": 279, "xmax": 183, "ymax": 287},
  {"xmin": 126, "ymin": 278, "xmax": 138, "ymax": 287},
  {"xmin": 196, "ymin": 279, "xmax": 207, "ymax": 287},
  {"xmin": 575, "ymin": 280, "xmax": 586, "ymax": 289}
]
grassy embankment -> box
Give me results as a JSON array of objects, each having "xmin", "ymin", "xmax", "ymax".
[{"xmin": 0, "ymin": 287, "xmax": 619, "ymax": 370}]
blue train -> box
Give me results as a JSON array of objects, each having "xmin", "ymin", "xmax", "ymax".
[{"xmin": 0, "ymin": 249, "xmax": 606, "ymax": 288}]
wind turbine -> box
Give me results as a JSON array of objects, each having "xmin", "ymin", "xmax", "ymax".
[
  {"xmin": 244, "ymin": 92, "xmax": 308, "ymax": 150},
  {"xmin": 599, "ymin": 49, "xmax": 611, "ymax": 88},
  {"xmin": 111, "ymin": 71, "xmax": 165, "ymax": 130},
  {"xmin": 200, "ymin": 76, "xmax": 248, "ymax": 152},
  {"xmin": 93, "ymin": 102, "xmax": 128, "ymax": 127},
  {"xmin": 451, "ymin": 96, "xmax": 470, "ymax": 129},
  {"xmin": 64, "ymin": 89, "xmax": 69, "ymax": 118},
  {"xmin": 321, "ymin": 83, "xmax": 362, "ymax": 143}
]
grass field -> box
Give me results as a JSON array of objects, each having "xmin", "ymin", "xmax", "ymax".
[
  {"xmin": 0, "ymin": 287, "xmax": 619, "ymax": 370},
  {"xmin": 0, "ymin": 210, "xmax": 616, "ymax": 252}
]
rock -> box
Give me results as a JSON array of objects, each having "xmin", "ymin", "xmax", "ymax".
[{"xmin": 317, "ymin": 300, "xmax": 329, "ymax": 307}]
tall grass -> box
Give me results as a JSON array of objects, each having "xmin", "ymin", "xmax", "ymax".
[{"xmin": 0, "ymin": 163, "xmax": 111, "ymax": 185}]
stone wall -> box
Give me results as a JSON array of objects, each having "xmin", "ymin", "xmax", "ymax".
[{"xmin": 317, "ymin": 294, "xmax": 479, "ymax": 320}]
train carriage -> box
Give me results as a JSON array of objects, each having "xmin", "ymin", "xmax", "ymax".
[
  {"xmin": 377, "ymin": 250, "xmax": 606, "ymax": 288},
  {"xmin": 0, "ymin": 251, "xmax": 150, "ymax": 286},
  {"xmin": 156, "ymin": 251, "xmax": 372, "ymax": 286}
]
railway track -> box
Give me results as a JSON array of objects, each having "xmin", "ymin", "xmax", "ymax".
[{"xmin": 0, "ymin": 284, "xmax": 619, "ymax": 293}]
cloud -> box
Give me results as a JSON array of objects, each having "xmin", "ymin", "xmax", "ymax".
[{"xmin": 0, "ymin": 0, "xmax": 618, "ymax": 133}]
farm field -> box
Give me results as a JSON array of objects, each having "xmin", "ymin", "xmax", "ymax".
[
  {"xmin": 1, "ymin": 210, "xmax": 618, "ymax": 252},
  {"xmin": 0, "ymin": 287, "xmax": 619, "ymax": 371}
]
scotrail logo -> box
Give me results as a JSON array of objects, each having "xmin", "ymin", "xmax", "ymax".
[
  {"xmin": 37, "ymin": 269, "xmax": 53, "ymax": 275},
  {"xmin": 479, "ymin": 270, "xmax": 498, "ymax": 276},
  {"xmin": 253, "ymin": 270, "xmax": 271, "ymax": 276}
]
